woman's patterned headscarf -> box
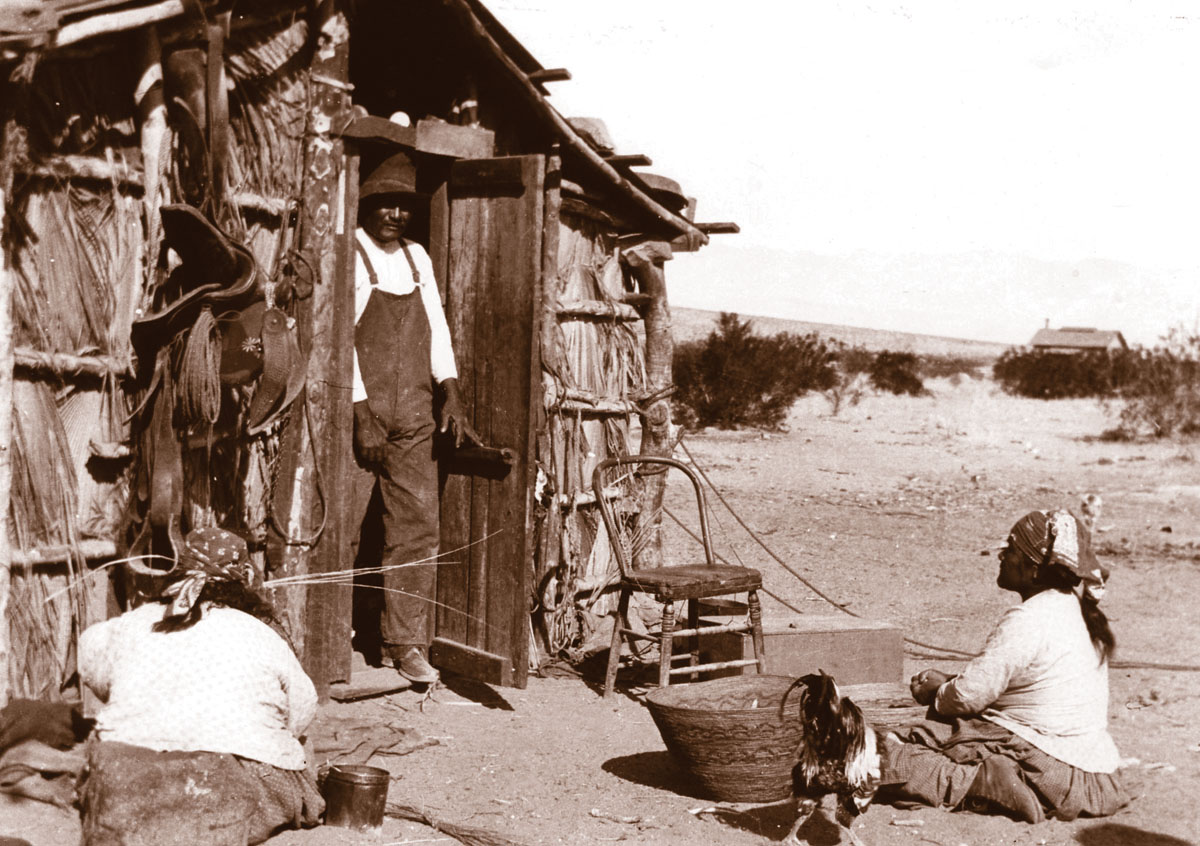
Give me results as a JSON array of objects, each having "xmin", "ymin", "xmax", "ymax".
[
  {"xmin": 1007, "ymin": 509, "xmax": 1108, "ymax": 600},
  {"xmin": 163, "ymin": 527, "xmax": 260, "ymax": 618}
]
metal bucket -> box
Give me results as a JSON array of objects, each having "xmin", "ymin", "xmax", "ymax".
[{"xmin": 322, "ymin": 764, "xmax": 390, "ymax": 832}]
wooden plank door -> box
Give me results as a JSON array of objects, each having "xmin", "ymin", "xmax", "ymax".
[{"xmin": 433, "ymin": 155, "xmax": 544, "ymax": 688}]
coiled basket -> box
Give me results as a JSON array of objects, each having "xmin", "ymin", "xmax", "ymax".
[{"xmin": 645, "ymin": 675, "xmax": 803, "ymax": 802}]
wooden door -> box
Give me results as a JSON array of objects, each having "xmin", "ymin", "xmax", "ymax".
[{"xmin": 432, "ymin": 155, "xmax": 544, "ymax": 688}]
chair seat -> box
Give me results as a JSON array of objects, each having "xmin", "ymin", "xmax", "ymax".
[{"xmin": 621, "ymin": 564, "xmax": 762, "ymax": 600}]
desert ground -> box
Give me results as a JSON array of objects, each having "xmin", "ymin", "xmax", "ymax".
[{"xmin": 4, "ymin": 371, "xmax": 1199, "ymax": 846}]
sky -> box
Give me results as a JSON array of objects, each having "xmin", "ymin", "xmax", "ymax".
[{"xmin": 484, "ymin": 1, "xmax": 1200, "ymax": 347}]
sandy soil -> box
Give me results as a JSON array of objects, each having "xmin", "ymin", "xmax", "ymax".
[{"xmin": 5, "ymin": 375, "xmax": 1199, "ymax": 846}]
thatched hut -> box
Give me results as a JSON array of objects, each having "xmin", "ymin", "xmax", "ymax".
[{"xmin": 0, "ymin": 0, "xmax": 735, "ymax": 704}]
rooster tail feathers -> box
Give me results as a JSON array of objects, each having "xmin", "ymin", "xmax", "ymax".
[{"xmin": 839, "ymin": 696, "xmax": 866, "ymax": 761}]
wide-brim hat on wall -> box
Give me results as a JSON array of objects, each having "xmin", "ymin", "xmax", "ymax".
[{"xmin": 360, "ymin": 150, "xmax": 429, "ymax": 202}]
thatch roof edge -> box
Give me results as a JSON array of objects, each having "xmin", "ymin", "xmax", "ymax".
[{"xmin": 440, "ymin": 0, "xmax": 709, "ymax": 247}]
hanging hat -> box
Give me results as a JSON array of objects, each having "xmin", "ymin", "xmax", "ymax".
[{"xmin": 360, "ymin": 150, "xmax": 427, "ymax": 201}]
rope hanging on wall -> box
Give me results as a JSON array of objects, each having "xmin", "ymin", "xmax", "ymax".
[{"xmin": 178, "ymin": 306, "xmax": 222, "ymax": 425}]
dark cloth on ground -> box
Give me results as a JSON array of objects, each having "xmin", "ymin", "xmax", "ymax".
[
  {"xmin": 0, "ymin": 699, "xmax": 92, "ymax": 752},
  {"xmin": 79, "ymin": 739, "xmax": 323, "ymax": 846},
  {"xmin": 881, "ymin": 715, "xmax": 1129, "ymax": 823}
]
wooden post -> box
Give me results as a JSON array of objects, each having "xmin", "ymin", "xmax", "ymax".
[
  {"xmin": 0, "ymin": 184, "xmax": 12, "ymax": 707},
  {"xmin": 623, "ymin": 241, "xmax": 674, "ymax": 570},
  {"xmin": 278, "ymin": 0, "xmax": 354, "ymax": 698},
  {"xmin": 0, "ymin": 53, "xmax": 36, "ymax": 707}
]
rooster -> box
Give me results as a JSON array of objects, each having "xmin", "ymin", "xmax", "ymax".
[{"xmin": 780, "ymin": 671, "xmax": 880, "ymax": 846}]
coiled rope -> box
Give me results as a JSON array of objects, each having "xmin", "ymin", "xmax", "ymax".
[{"xmin": 178, "ymin": 306, "xmax": 222, "ymax": 425}]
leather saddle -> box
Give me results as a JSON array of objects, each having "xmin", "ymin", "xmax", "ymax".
[{"xmin": 131, "ymin": 204, "xmax": 257, "ymax": 364}]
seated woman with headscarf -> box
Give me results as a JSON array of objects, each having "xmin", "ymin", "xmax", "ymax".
[
  {"xmin": 881, "ymin": 509, "xmax": 1129, "ymax": 823},
  {"xmin": 77, "ymin": 528, "xmax": 324, "ymax": 845}
]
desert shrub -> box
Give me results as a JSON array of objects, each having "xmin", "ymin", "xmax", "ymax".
[
  {"xmin": 1115, "ymin": 328, "xmax": 1200, "ymax": 437},
  {"xmin": 992, "ymin": 348, "xmax": 1138, "ymax": 398},
  {"xmin": 919, "ymin": 354, "xmax": 989, "ymax": 380},
  {"xmin": 835, "ymin": 343, "xmax": 875, "ymax": 375},
  {"xmin": 869, "ymin": 351, "xmax": 926, "ymax": 396},
  {"xmin": 672, "ymin": 312, "xmax": 838, "ymax": 429}
]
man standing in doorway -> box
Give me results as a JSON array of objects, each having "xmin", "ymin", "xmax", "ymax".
[{"xmin": 349, "ymin": 149, "xmax": 478, "ymax": 685}]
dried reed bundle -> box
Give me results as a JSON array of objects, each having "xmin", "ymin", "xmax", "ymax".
[
  {"xmin": 226, "ymin": 18, "xmax": 309, "ymax": 200},
  {"xmin": 540, "ymin": 218, "xmax": 654, "ymax": 658},
  {"xmin": 12, "ymin": 183, "xmax": 140, "ymax": 359},
  {"xmin": 8, "ymin": 381, "xmax": 89, "ymax": 697}
]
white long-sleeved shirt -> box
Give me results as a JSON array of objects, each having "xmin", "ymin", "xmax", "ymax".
[
  {"xmin": 79, "ymin": 603, "xmax": 316, "ymax": 771},
  {"xmin": 934, "ymin": 589, "xmax": 1121, "ymax": 773},
  {"xmin": 351, "ymin": 231, "xmax": 457, "ymax": 402}
]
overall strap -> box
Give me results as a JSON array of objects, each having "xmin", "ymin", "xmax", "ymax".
[
  {"xmin": 355, "ymin": 236, "xmax": 379, "ymax": 287},
  {"xmin": 400, "ymin": 241, "xmax": 422, "ymax": 287}
]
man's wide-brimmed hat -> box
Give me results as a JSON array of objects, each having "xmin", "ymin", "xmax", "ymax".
[{"xmin": 360, "ymin": 150, "xmax": 428, "ymax": 201}]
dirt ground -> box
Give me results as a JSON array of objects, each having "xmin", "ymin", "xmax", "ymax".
[{"xmin": 5, "ymin": 374, "xmax": 1199, "ymax": 846}]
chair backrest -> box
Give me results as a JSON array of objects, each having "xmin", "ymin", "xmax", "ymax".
[{"xmin": 591, "ymin": 455, "xmax": 717, "ymax": 579}]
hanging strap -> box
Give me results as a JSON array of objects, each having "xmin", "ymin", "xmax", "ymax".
[
  {"xmin": 399, "ymin": 241, "xmax": 421, "ymax": 287},
  {"xmin": 355, "ymin": 234, "xmax": 422, "ymax": 289},
  {"xmin": 355, "ymin": 237, "xmax": 379, "ymax": 287}
]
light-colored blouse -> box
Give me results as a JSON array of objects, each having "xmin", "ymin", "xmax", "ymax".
[
  {"xmin": 79, "ymin": 603, "xmax": 316, "ymax": 771},
  {"xmin": 935, "ymin": 589, "xmax": 1121, "ymax": 773}
]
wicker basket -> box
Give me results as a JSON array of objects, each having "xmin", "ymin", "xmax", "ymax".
[{"xmin": 645, "ymin": 675, "xmax": 802, "ymax": 802}]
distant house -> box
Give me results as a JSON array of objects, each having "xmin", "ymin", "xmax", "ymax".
[{"xmin": 1029, "ymin": 326, "xmax": 1128, "ymax": 353}]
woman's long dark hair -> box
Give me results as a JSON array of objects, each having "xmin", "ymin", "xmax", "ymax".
[
  {"xmin": 152, "ymin": 579, "xmax": 288, "ymax": 643},
  {"xmin": 1035, "ymin": 563, "xmax": 1116, "ymax": 663}
]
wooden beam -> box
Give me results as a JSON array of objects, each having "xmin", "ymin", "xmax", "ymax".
[
  {"xmin": 527, "ymin": 68, "xmax": 571, "ymax": 84},
  {"xmin": 52, "ymin": 0, "xmax": 185, "ymax": 49},
  {"xmin": 555, "ymin": 486, "xmax": 620, "ymax": 509},
  {"xmin": 437, "ymin": 0, "xmax": 706, "ymax": 245},
  {"xmin": 604, "ymin": 154, "xmax": 652, "ymax": 168},
  {"xmin": 555, "ymin": 397, "xmax": 637, "ymax": 416},
  {"xmin": 0, "ymin": 183, "xmax": 12, "ymax": 708},
  {"xmin": 555, "ymin": 299, "xmax": 640, "ymax": 322},
  {"xmin": 16, "ymin": 157, "xmax": 293, "ymax": 218},
  {"xmin": 415, "ymin": 119, "xmax": 495, "ymax": 159},
  {"xmin": 14, "ymin": 347, "xmax": 130, "ymax": 379},
  {"xmin": 697, "ymin": 222, "xmax": 741, "ymax": 235},
  {"xmin": 10, "ymin": 540, "xmax": 118, "ymax": 567}
]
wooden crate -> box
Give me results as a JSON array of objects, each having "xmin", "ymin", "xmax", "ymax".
[{"xmin": 699, "ymin": 614, "xmax": 904, "ymax": 686}]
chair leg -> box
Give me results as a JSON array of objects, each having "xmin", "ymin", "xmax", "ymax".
[
  {"xmin": 686, "ymin": 599, "xmax": 700, "ymax": 681},
  {"xmin": 658, "ymin": 602, "xmax": 676, "ymax": 689},
  {"xmin": 748, "ymin": 590, "xmax": 767, "ymax": 674},
  {"xmin": 603, "ymin": 589, "xmax": 631, "ymax": 697}
]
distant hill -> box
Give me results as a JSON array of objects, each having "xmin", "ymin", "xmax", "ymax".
[{"xmin": 671, "ymin": 307, "xmax": 1013, "ymax": 360}]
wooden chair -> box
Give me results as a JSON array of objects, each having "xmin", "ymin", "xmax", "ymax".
[{"xmin": 592, "ymin": 456, "xmax": 766, "ymax": 697}]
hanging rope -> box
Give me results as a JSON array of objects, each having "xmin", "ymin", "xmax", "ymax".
[{"xmin": 178, "ymin": 306, "xmax": 222, "ymax": 425}]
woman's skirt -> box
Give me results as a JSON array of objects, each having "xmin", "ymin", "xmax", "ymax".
[
  {"xmin": 880, "ymin": 715, "xmax": 1129, "ymax": 823},
  {"xmin": 79, "ymin": 739, "xmax": 324, "ymax": 846}
]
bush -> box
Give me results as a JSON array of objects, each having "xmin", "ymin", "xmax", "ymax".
[
  {"xmin": 919, "ymin": 354, "xmax": 989, "ymax": 380},
  {"xmin": 1116, "ymin": 328, "xmax": 1200, "ymax": 437},
  {"xmin": 672, "ymin": 313, "xmax": 838, "ymax": 429},
  {"xmin": 869, "ymin": 351, "xmax": 926, "ymax": 396},
  {"xmin": 835, "ymin": 343, "xmax": 875, "ymax": 376},
  {"xmin": 992, "ymin": 348, "xmax": 1138, "ymax": 399}
]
